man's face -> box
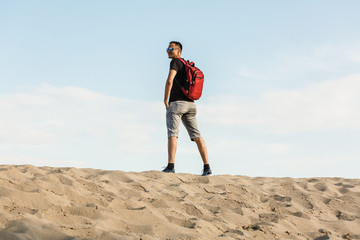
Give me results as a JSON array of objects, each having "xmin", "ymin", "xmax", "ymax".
[{"xmin": 167, "ymin": 43, "xmax": 181, "ymax": 59}]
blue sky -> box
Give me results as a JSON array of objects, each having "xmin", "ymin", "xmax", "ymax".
[{"xmin": 1, "ymin": 1, "xmax": 359, "ymax": 177}]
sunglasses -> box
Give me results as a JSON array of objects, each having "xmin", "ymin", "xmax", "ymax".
[{"xmin": 166, "ymin": 47, "xmax": 177, "ymax": 53}]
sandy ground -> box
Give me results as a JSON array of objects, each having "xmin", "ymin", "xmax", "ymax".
[{"xmin": 0, "ymin": 165, "xmax": 359, "ymax": 240}]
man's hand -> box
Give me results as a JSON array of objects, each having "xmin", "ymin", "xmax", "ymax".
[{"xmin": 164, "ymin": 101, "xmax": 169, "ymax": 110}]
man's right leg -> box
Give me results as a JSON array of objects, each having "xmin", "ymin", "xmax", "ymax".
[
  {"xmin": 163, "ymin": 136, "xmax": 177, "ymax": 173},
  {"xmin": 168, "ymin": 136, "xmax": 177, "ymax": 164},
  {"xmin": 164, "ymin": 102, "xmax": 182, "ymax": 173}
]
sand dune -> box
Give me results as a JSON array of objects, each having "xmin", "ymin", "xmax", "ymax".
[{"xmin": 0, "ymin": 165, "xmax": 359, "ymax": 240}]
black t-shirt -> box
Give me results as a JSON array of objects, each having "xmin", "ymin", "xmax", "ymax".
[{"xmin": 169, "ymin": 58, "xmax": 193, "ymax": 103}]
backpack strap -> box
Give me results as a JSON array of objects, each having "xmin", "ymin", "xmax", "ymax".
[
  {"xmin": 177, "ymin": 58, "xmax": 188, "ymax": 65},
  {"xmin": 174, "ymin": 58, "xmax": 188, "ymax": 93}
]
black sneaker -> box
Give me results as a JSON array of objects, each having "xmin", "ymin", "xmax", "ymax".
[
  {"xmin": 162, "ymin": 167, "xmax": 175, "ymax": 173},
  {"xmin": 201, "ymin": 168, "xmax": 212, "ymax": 176}
]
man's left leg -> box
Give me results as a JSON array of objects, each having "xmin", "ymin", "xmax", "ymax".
[
  {"xmin": 193, "ymin": 137, "xmax": 212, "ymax": 176},
  {"xmin": 182, "ymin": 102, "xmax": 212, "ymax": 176},
  {"xmin": 193, "ymin": 137, "xmax": 208, "ymax": 164}
]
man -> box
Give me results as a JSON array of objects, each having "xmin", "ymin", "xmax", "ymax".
[{"xmin": 163, "ymin": 41, "xmax": 212, "ymax": 176}]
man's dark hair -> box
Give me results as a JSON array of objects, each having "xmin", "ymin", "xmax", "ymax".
[{"xmin": 169, "ymin": 41, "xmax": 182, "ymax": 52}]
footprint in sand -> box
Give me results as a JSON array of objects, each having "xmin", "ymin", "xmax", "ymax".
[
  {"xmin": 323, "ymin": 198, "xmax": 332, "ymax": 205},
  {"xmin": 339, "ymin": 187, "xmax": 350, "ymax": 194},
  {"xmin": 314, "ymin": 235, "xmax": 330, "ymax": 240},
  {"xmin": 58, "ymin": 176, "xmax": 73, "ymax": 186},
  {"xmin": 288, "ymin": 210, "xmax": 309, "ymax": 219},
  {"xmin": 219, "ymin": 229, "xmax": 244, "ymax": 238},
  {"xmin": 150, "ymin": 198, "xmax": 170, "ymax": 208},
  {"xmin": 273, "ymin": 195, "xmax": 292, "ymax": 202},
  {"xmin": 260, "ymin": 195, "xmax": 270, "ymax": 203},
  {"xmin": 181, "ymin": 203, "xmax": 203, "ymax": 218},
  {"xmin": 166, "ymin": 216, "xmax": 196, "ymax": 228},
  {"xmin": 314, "ymin": 182, "xmax": 327, "ymax": 192},
  {"xmin": 259, "ymin": 213, "xmax": 279, "ymax": 223},
  {"xmin": 269, "ymin": 194, "xmax": 292, "ymax": 208}
]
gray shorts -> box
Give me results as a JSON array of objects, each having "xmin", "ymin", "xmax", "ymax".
[{"xmin": 166, "ymin": 101, "xmax": 201, "ymax": 141}]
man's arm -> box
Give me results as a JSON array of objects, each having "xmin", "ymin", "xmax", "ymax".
[{"xmin": 164, "ymin": 69, "xmax": 177, "ymax": 109}]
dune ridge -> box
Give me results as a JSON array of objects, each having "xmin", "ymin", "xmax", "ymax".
[{"xmin": 0, "ymin": 165, "xmax": 359, "ymax": 240}]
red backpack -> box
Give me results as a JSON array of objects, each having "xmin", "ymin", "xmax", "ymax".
[{"xmin": 177, "ymin": 58, "xmax": 204, "ymax": 100}]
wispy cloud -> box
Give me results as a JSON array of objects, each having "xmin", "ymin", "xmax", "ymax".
[
  {"xmin": 0, "ymin": 84, "xmax": 164, "ymax": 167},
  {"xmin": 201, "ymin": 74, "xmax": 360, "ymax": 134},
  {"xmin": 237, "ymin": 43, "xmax": 360, "ymax": 83}
]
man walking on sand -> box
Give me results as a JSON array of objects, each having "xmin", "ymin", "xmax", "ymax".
[{"xmin": 163, "ymin": 41, "xmax": 212, "ymax": 176}]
